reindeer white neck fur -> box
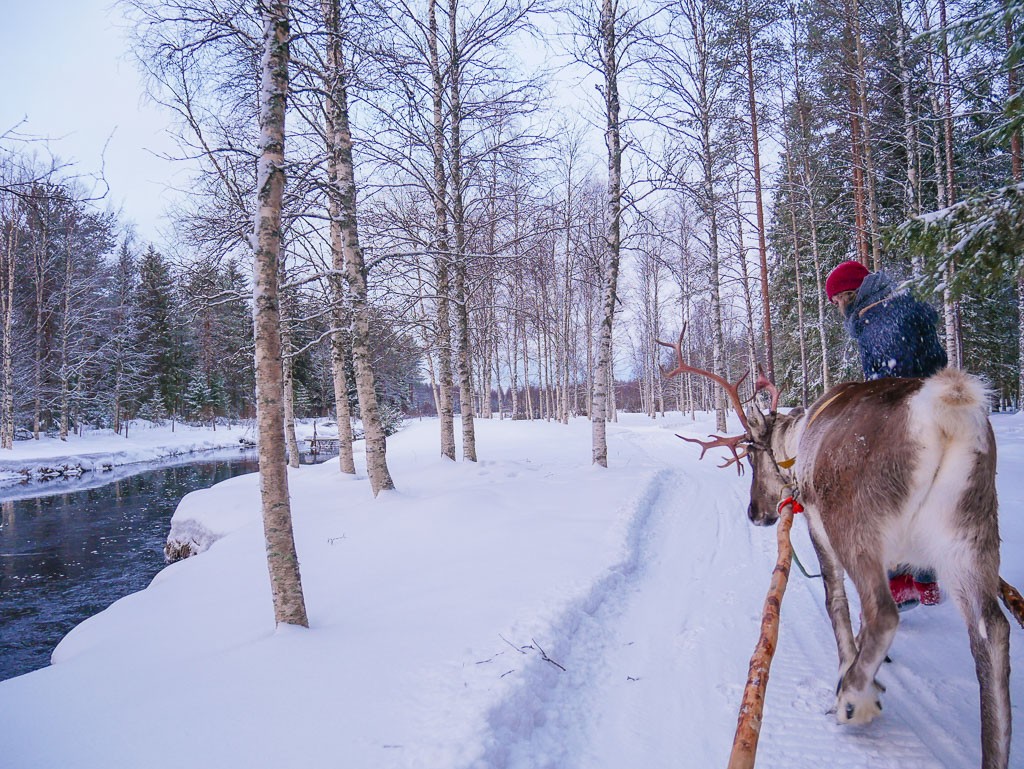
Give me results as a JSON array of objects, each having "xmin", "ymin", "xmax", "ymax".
[{"xmin": 658, "ymin": 332, "xmax": 1012, "ymax": 769}]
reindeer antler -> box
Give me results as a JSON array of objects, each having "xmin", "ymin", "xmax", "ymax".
[
  {"xmin": 755, "ymin": 366, "xmax": 780, "ymax": 413},
  {"xmin": 656, "ymin": 330, "xmax": 752, "ymax": 433},
  {"xmin": 657, "ymin": 329, "xmax": 754, "ymax": 476},
  {"xmin": 677, "ymin": 433, "xmax": 750, "ymax": 475}
]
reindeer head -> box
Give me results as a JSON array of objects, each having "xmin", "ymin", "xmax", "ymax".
[
  {"xmin": 657, "ymin": 333, "xmax": 797, "ymax": 528},
  {"xmin": 742, "ymin": 401, "xmax": 802, "ymax": 526}
]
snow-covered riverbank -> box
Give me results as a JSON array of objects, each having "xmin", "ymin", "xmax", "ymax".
[
  {"xmin": 0, "ymin": 412, "xmax": 1021, "ymax": 768},
  {"xmin": 0, "ymin": 421, "xmax": 256, "ymax": 485},
  {"xmin": 0, "ymin": 419, "xmax": 341, "ymax": 486}
]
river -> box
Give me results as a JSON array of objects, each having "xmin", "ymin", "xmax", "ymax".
[{"xmin": 0, "ymin": 451, "xmax": 262, "ymax": 682}]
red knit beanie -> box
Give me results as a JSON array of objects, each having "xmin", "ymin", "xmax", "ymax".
[{"xmin": 825, "ymin": 260, "xmax": 870, "ymax": 301}]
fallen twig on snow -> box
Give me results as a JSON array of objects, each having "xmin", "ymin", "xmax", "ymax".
[
  {"xmin": 531, "ymin": 638, "xmax": 566, "ymax": 672},
  {"xmin": 499, "ymin": 634, "xmax": 527, "ymax": 655},
  {"xmin": 727, "ymin": 502, "xmax": 795, "ymax": 769}
]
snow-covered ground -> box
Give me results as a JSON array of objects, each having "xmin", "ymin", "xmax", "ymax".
[{"xmin": 0, "ymin": 412, "xmax": 1021, "ymax": 768}]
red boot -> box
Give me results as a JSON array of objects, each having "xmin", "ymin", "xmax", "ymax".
[
  {"xmin": 915, "ymin": 580, "xmax": 941, "ymax": 605},
  {"xmin": 889, "ymin": 573, "xmax": 919, "ymax": 610}
]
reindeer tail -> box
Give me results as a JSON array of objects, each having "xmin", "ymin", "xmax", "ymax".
[{"xmin": 916, "ymin": 369, "xmax": 991, "ymax": 444}]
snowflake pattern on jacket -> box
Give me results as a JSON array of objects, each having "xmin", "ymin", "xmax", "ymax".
[{"xmin": 843, "ymin": 271, "xmax": 948, "ymax": 380}]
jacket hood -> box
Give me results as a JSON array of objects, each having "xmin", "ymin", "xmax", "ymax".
[{"xmin": 849, "ymin": 271, "xmax": 895, "ymax": 315}]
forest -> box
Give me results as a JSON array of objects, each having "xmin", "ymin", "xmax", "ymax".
[{"xmin": 0, "ymin": 0, "xmax": 1021, "ymax": 454}]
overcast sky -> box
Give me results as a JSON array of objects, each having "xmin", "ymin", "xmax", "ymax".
[{"xmin": 1, "ymin": 1, "xmax": 183, "ymax": 245}]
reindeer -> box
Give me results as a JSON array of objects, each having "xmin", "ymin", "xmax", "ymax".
[{"xmin": 658, "ymin": 333, "xmax": 1012, "ymax": 769}]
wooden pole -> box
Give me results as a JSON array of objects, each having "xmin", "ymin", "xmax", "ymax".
[
  {"xmin": 1000, "ymin": 577, "xmax": 1024, "ymax": 629},
  {"xmin": 727, "ymin": 502, "xmax": 795, "ymax": 769}
]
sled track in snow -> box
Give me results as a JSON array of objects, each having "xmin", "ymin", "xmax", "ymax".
[{"xmin": 468, "ymin": 465, "xmax": 676, "ymax": 769}]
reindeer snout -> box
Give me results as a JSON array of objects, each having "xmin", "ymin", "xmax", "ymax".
[{"xmin": 748, "ymin": 502, "xmax": 778, "ymax": 527}]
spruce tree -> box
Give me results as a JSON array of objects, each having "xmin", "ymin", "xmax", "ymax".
[{"xmin": 134, "ymin": 245, "xmax": 191, "ymax": 419}]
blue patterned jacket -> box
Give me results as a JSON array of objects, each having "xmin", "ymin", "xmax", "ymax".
[{"xmin": 844, "ymin": 272, "xmax": 948, "ymax": 380}]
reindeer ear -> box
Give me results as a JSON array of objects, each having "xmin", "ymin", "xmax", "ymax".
[
  {"xmin": 746, "ymin": 406, "xmax": 765, "ymax": 430},
  {"xmin": 745, "ymin": 405, "xmax": 774, "ymax": 438}
]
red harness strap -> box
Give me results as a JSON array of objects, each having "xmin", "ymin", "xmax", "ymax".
[{"xmin": 777, "ymin": 496, "xmax": 804, "ymax": 515}]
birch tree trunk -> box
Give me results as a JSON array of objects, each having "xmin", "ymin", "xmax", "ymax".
[
  {"xmin": 329, "ymin": 308, "xmax": 357, "ymax": 475},
  {"xmin": 32, "ymin": 217, "xmax": 48, "ymax": 439},
  {"xmin": 562, "ymin": 192, "xmax": 574, "ymax": 424},
  {"xmin": 592, "ymin": 0, "xmax": 623, "ymax": 467},
  {"xmin": 938, "ymin": 0, "xmax": 962, "ymax": 368},
  {"xmin": 733, "ymin": 184, "xmax": 758, "ymax": 396},
  {"xmin": 742, "ymin": 0, "xmax": 774, "ymax": 382},
  {"xmin": 282, "ymin": 322, "xmax": 301, "ymax": 469},
  {"xmin": 523, "ymin": 321, "xmax": 533, "ymax": 419},
  {"xmin": 252, "ymin": 0, "xmax": 308, "ymax": 628},
  {"xmin": 322, "ymin": 0, "xmax": 395, "ymax": 493},
  {"xmin": 448, "ymin": 0, "xmax": 477, "ymax": 461},
  {"xmin": 429, "ymin": 0, "xmax": 456, "ymax": 460},
  {"xmin": 782, "ymin": 133, "xmax": 809, "ymax": 406},
  {"xmin": 918, "ymin": 0, "xmax": 960, "ymax": 367},
  {"xmin": 0, "ymin": 207, "xmax": 17, "ymax": 450},
  {"xmin": 897, "ymin": 0, "xmax": 919, "ymax": 221},
  {"xmin": 59, "ymin": 218, "xmax": 74, "ymax": 442},
  {"xmin": 507, "ymin": 299, "xmax": 520, "ymax": 418},
  {"xmin": 323, "ymin": 61, "xmax": 355, "ymax": 476}
]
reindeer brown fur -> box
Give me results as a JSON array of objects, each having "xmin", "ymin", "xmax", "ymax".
[{"xmin": 659, "ymin": 335, "xmax": 1012, "ymax": 769}]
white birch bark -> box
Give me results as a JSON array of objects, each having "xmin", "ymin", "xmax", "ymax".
[
  {"xmin": 592, "ymin": 0, "xmax": 622, "ymax": 467},
  {"xmin": 59, "ymin": 220, "xmax": 73, "ymax": 441},
  {"xmin": 329, "ymin": 315, "xmax": 356, "ymax": 475},
  {"xmin": 326, "ymin": 160, "xmax": 356, "ymax": 475},
  {"xmin": 282, "ymin": 323, "xmax": 301, "ymax": 469},
  {"xmin": 741, "ymin": 0, "xmax": 774, "ymax": 382},
  {"xmin": 429, "ymin": 0, "xmax": 456, "ymax": 460},
  {"xmin": 322, "ymin": 0, "xmax": 394, "ymax": 493},
  {"xmin": 252, "ymin": 0, "xmax": 307, "ymax": 628},
  {"xmin": 0, "ymin": 203, "xmax": 17, "ymax": 450},
  {"xmin": 448, "ymin": 0, "xmax": 477, "ymax": 461}
]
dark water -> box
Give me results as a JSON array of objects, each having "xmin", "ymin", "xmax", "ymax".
[{"xmin": 0, "ymin": 452, "xmax": 261, "ymax": 682}]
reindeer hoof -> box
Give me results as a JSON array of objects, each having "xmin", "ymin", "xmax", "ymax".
[{"xmin": 835, "ymin": 687, "xmax": 883, "ymax": 726}]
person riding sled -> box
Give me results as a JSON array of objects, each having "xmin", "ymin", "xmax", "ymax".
[{"xmin": 825, "ymin": 259, "xmax": 948, "ymax": 609}]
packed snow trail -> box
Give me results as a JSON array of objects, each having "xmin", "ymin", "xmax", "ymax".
[{"xmin": 469, "ymin": 419, "xmax": 1011, "ymax": 769}]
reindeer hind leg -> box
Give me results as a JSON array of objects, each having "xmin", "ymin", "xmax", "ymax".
[
  {"xmin": 948, "ymin": 563, "xmax": 1011, "ymax": 769},
  {"xmin": 834, "ymin": 554, "xmax": 898, "ymax": 726}
]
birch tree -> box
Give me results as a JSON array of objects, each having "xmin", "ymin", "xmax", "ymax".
[
  {"xmin": 655, "ymin": 0, "xmax": 736, "ymax": 431},
  {"xmin": 320, "ymin": 0, "xmax": 395, "ymax": 493},
  {"xmin": 564, "ymin": 0, "xmax": 637, "ymax": 466},
  {"xmin": 253, "ymin": 0, "xmax": 308, "ymax": 628},
  {"xmin": 0, "ymin": 186, "xmax": 20, "ymax": 449}
]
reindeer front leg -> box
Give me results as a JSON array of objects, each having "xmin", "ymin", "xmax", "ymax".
[
  {"xmin": 807, "ymin": 519, "xmax": 858, "ymax": 673},
  {"xmin": 834, "ymin": 553, "xmax": 898, "ymax": 725}
]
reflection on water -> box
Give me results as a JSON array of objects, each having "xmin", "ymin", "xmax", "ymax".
[{"xmin": 0, "ymin": 452, "xmax": 261, "ymax": 682}]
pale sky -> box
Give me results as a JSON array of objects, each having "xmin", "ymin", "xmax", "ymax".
[{"xmin": 1, "ymin": 1, "xmax": 185, "ymax": 245}]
